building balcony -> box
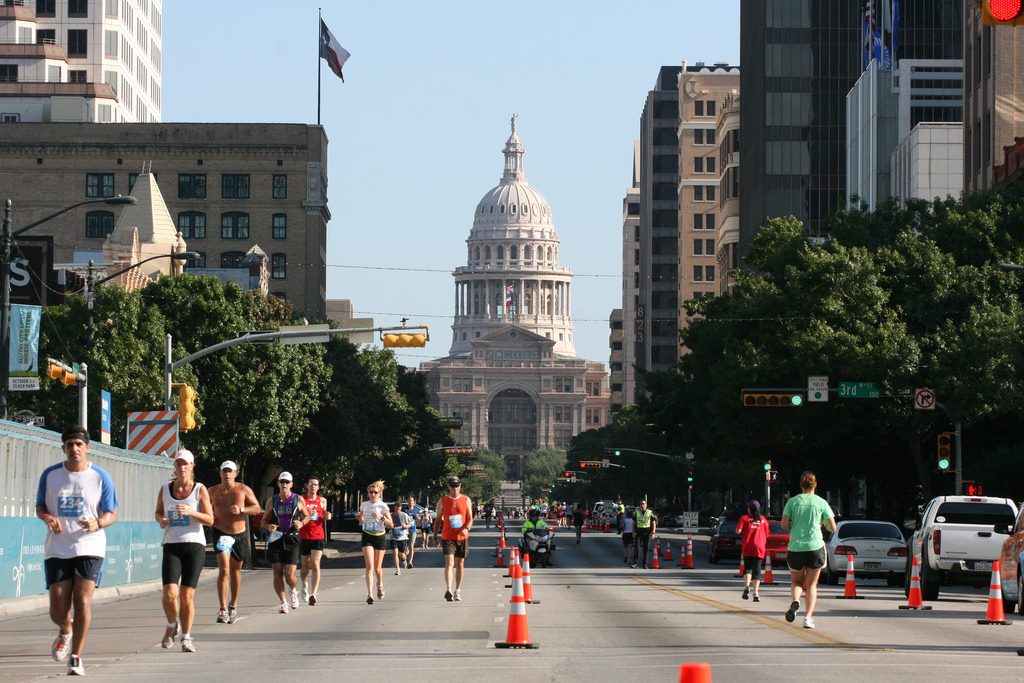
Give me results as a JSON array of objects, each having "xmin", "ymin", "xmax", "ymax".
[
  {"xmin": 0, "ymin": 43, "xmax": 67, "ymax": 61},
  {"xmin": 0, "ymin": 1, "xmax": 35, "ymax": 21},
  {"xmin": 0, "ymin": 81, "xmax": 116, "ymax": 100}
]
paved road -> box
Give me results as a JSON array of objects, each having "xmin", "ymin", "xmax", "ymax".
[{"xmin": 1, "ymin": 527, "xmax": 1022, "ymax": 682}]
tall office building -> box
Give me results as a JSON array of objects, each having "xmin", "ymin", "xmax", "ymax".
[
  {"xmin": 613, "ymin": 141, "xmax": 640, "ymax": 411},
  {"xmin": 964, "ymin": 5, "xmax": 1024, "ymax": 192},
  {"xmin": 0, "ymin": 0, "xmax": 161, "ymax": 123}
]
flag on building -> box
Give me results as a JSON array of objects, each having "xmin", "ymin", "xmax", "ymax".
[
  {"xmin": 319, "ymin": 19, "xmax": 350, "ymax": 82},
  {"xmin": 505, "ymin": 285, "xmax": 515, "ymax": 309}
]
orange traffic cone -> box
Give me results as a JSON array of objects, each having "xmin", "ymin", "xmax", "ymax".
[
  {"xmin": 495, "ymin": 561, "xmax": 538, "ymax": 649},
  {"xmin": 583, "ymin": 521, "xmax": 589, "ymax": 533},
  {"xmin": 651, "ymin": 540, "xmax": 662, "ymax": 569},
  {"xmin": 499, "ymin": 529, "xmax": 507, "ymax": 548},
  {"xmin": 736, "ymin": 556, "xmax": 744, "ymax": 578},
  {"xmin": 678, "ymin": 662, "xmax": 712, "ymax": 683},
  {"xmin": 521, "ymin": 553, "xmax": 540, "ymax": 604},
  {"xmin": 762, "ymin": 554, "xmax": 775, "ymax": 585},
  {"xmin": 978, "ymin": 561, "xmax": 1011, "ymax": 625},
  {"xmin": 684, "ymin": 535, "xmax": 695, "ymax": 569},
  {"xmin": 678, "ymin": 539, "xmax": 689, "ymax": 568},
  {"xmin": 898, "ymin": 556, "xmax": 932, "ymax": 610},
  {"xmin": 495, "ymin": 544, "xmax": 506, "ymax": 568},
  {"xmin": 837, "ymin": 554, "xmax": 864, "ymax": 599},
  {"xmin": 664, "ymin": 542, "xmax": 674, "ymax": 562},
  {"xmin": 504, "ymin": 547, "xmax": 520, "ymax": 581}
]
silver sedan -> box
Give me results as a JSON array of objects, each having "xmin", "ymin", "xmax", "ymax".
[{"xmin": 823, "ymin": 520, "xmax": 907, "ymax": 587}]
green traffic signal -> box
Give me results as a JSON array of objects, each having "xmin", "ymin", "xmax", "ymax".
[
  {"xmin": 763, "ymin": 461, "xmax": 771, "ymax": 471},
  {"xmin": 791, "ymin": 394, "xmax": 803, "ymax": 406},
  {"xmin": 614, "ymin": 449, "xmax": 621, "ymax": 457}
]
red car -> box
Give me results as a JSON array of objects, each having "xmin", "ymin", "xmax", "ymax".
[{"xmin": 765, "ymin": 519, "xmax": 789, "ymax": 565}]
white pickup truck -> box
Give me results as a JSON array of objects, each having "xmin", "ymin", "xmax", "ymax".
[{"xmin": 906, "ymin": 495, "xmax": 1017, "ymax": 600}]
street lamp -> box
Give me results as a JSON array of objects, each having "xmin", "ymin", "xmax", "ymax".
[{"xmin": 1, "ymin": 195, "xmax": 137, "ymax": 420}]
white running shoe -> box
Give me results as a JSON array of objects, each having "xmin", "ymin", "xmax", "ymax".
[
  {"xmin": 453, "ymin": 589, "xmax": 462, "ymax": 601},
  {"xmin": 161, "ymin": 622, "xmax": 179, "ymax": 649},
  {"xmin": 803, "ymin": 617, "xmax": 816, "ymax": 630},
  {"xmin": 181, "ymin": 637, "xmax": 196, "ymax": 653},
  {"xmin": 302, "ymin": 586, "xmax": 310, "ymax": 603},
  {"xmin": 51, "ymin": 632, "xmax": 72, "ymax": 662},
  {"xmin": 279, "ymin": 602, "xmax": 289, "ymax": 614},
  {"xmin": 290, "ymin": 589, "xmax": 300, "ymax": 610},
  {"xmin": 67, "ymin": 655, "xmax": 85, "ymax": 676}
]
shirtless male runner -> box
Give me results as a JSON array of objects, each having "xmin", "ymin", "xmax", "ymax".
[{"xmin": 208, "ymin": 460, "xmax": 261, "ymax": 624}]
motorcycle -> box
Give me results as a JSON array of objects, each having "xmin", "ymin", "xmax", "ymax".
[{"xmin": 521, "ymin": 526, "xmax": 555, "ymax": 568}]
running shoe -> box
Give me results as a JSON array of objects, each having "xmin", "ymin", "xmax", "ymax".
[
  {"xmin": 302, "ymin": 586, "xmax": 310, "ymax": 603},
  {"xmin": 366, "ymin": 595, "xmax": 374, "ymax": 605},
  {"xmin": 377, "ymin": 586, "xmax": 385, "ymax": 600},
  {"xmin": 290, "ymin": 589, "xmax": 300, "ymax": 610},
  {"xmin": 279, "ymin": 602, "xmax": 289, "ymax": 614},
  {"xmin": 181, "ymin": 637, "xmax": 196, "ymax": 653},
  {"xmin": 227, "ymin": 606, "xmax": 238, "ymax": 624},
  {"xmin": 51, "ymin": 632, "xmax": 72, "ymax": 662},
  {"xmin": 785, "ymin": 600, "xmax": 799, "ymax": 623},
  {"xmin": 803, "ymin": 617, "xmax": 816, "ymax": 630},
  {"xmin": 742, "ymin": 588, "xmax": 749, "ymax": 600},
  {"xmin": 395, "ymin": 568, "xmax": 401, "ymax": 575},
  {"xmin": 444, "ymin": 590, "xmax": 453, "ymax": 602},
  {"xmin": 753, "ymin": 595, "xmax": 761, "ymax": 602},
  {"xmin": 453, "ymin": 589, "xmax": 462, "ymax": 601},
  {"xmin": 67, "ymin": 655, "xmax": 85, "ymax": 676},
  {"xmin": 161, "ymin": 622, "xmax": 179, "ymax": 649},
  {"xmin": 308, "ymin": 593, "xmax": 317, "ymax": 606},
  {"xmin": 407, "ymin": 563, "xmax": 414, "ymax": 569},
  {"xmin": 216, "ymin": 608, "xmax": 228, "ymax": 624}
]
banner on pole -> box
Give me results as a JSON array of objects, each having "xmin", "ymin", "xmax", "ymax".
[
  {"xmin": 100, "ymin": 390, "xmax": 112, "ymax": 445},
  {"xmin": 8, "ymin": 304, "xmax": 41, "ymax": 391}
]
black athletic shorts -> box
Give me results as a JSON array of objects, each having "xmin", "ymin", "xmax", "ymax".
[
  {"xmin": 787, "ymin": 547, "xmax": 827, "ymax": 571},
  {"xmin": 300, "ymin": 539, "xmax": 324, "ymax": 556},
  {"xmin": 162, "ymin": 542, "xmax": 205, "ymax": 588},
  {"xmin": 743, "ymin": 556, "xmax": 764, "ymax": 580},
  {"xmin": 361, "ymin": 532, "xmax": 387, "ymax": 550},
  {"xmin": 268, "ymin": 534, "xmax": 301, "ymax": 566},
  {"xmin": 212, "ymin": 528, "xmax": 249, "ymax": 564},
  {"xmin": 45, "ymin": 556, "xmax": 104, "ymax": 588}
]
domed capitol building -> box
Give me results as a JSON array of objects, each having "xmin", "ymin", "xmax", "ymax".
[{"xmin": 421, "ymin": 117, "xmax": 610, "ymax": 479}]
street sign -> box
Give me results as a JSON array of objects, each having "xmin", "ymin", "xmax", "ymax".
[
  {"xmin": 914, "ymin": 388, "xmax": 936, "ymax": 411},
  {"xmin": 808, "ymin": 376, "xmax": 829, "ymax": 402},
  {"xmin": 838, "ymin": 381, "xmax": 880, "ymax": 399},
  {"xmin": 278, "ymin": 323, "xmax": 330, "ymax": 345},
  {"xmin": 682, "ymin": 511, "xmax": 698, "ymax": 529},
  {"xmin": 437, "ymin": 417, "xmax": 464, "ymax": 429}
]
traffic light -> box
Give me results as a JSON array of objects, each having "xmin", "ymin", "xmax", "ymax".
[
  {"xmin": 606, "ymin": 448, "xmax": 622, "ymax": 457},
  {"xmin": 578, "ymin": 460, "xmax": 602, "ymax": 469},
  {"xmin": 687, "ymin": 472, "xmax": 694, "ymax": 483},
  {"xmin": 563, "ymin": 471, "xmax": 576, "ymax": 478},
  {"xmin": 763, "ymin": 460, "xmax": 772, "ymax": 471},
  {"xmin": 46, "ymin": 358, "xmax": 78, "ymax": 386},
  {"xmin": 382, "ymin": 332, "xmax": 428, "ymax": 348},
  {"xmin": 178, "ymin": 384, "xmax": 197, "ymax": 431},
  {"xmin": 982, "ymin": 0, "xmax": 1024, "ymax": 25},
  {"xmin": 740, "ymin": 390, "xmax": 804, "ymax": 407},
  {"xmin": 443, "ymin": 446, "xmax": 475, "ymax": 457},
  {"xmin": 963, "ymin": 481, "xmax": 984, "ymax": 496},
  {"xmin": 936, "ymin": 432, "xmax": 954, "ymax": 471}
]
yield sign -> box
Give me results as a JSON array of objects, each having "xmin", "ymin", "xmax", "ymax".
[{"xmin": 914, "ymin": 388, "xmax": 936, "ymax": 411}]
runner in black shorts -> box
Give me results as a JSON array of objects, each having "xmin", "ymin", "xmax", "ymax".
[
  {"xmin": 212, "ymin": 529, "xmax": 250, "ymax": 565},
  {"xmin": 300, "ymin": 539, "xmax": 325, "ymax": 555}
]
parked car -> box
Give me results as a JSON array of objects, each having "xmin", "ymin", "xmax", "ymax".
[
  {"xmin": 708, "ymin": 514, "xmax": 741, "ymax": 564},
  {"xmin": 765, "ymin": 519, "xmax": 789, "ymax": 565},
  {"xmin": 822, "ymin": 520, "xmax": 906, "ymax": 586},
  {"xmin": 996, "ymin": 504, "xmax": 1024, "ymax": 614}
]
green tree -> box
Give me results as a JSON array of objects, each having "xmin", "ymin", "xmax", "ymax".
[{"xmin": 521, "ymin": 447, "xmax": 567, "ymax": 501}]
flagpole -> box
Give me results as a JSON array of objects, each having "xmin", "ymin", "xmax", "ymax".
[{"xmin": 317, "ymin": 7, "xmax": 322, "ymax": 126}]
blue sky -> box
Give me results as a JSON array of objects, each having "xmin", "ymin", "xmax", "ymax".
[{"xmin": 163, "ymin": 0, "xmax": 740, "ymax": 367}]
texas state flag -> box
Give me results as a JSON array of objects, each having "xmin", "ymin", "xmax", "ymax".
[{"xmin": 319, "ymin": 19, "xmax": 350, "ymax": 82}]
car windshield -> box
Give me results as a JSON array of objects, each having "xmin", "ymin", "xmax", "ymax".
[
  {"xmin": 934, "ymin": 502, "xmax": 1015, "ymax": 526},
  {"xmin": 837, "ymin": 522, "xmax": 902, "ymax": 540}
]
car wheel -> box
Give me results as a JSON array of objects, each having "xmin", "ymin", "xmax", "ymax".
[
  {"xmin": 919, "ymin": 552, "xmax": 941, "ymax": 601},
  {"xmin": 887, "ymin": 575, "xmax": 902, "ymax": 588}
]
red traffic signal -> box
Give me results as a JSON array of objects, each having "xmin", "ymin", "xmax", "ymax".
[
  {"xmin": 983, "ymin": 0, "xmax": 1024, "ymax": 24},
  {"xmin": 964, "ymin": 481, "xmax": 984, "ymax": 496}
]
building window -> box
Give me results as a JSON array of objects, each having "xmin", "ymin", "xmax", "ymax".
[
  {"xmin": 693, "ymin": 239, "xmax": 704, "ymax": 256},
  {"xmin": 693, "ymin": 213, "xmax": 704, "ymax": 230},
  {"xmin": 67, "ymin": 30, "xmax": 87, "ymax": 57},
  {"xmin": 178, "ymin": 212, "xmax": 206, "ymax": 239},
  {"xmin": 0, "ymin": 66, "xmax": 16, "ymax": 83},
  {"xmin": 178, "ymin": 173, "xmax": 207, "ymax": 199},
  {"xmin": 220, "ymin": 213, "xmax": 249, "ymax": 239},
  {"xmin": 104, "ymin": 30, "xmax": 117, "ymax": 57},
  {"xmin": 693, "ymin": 186, "xmax": 704, "ymax": 202},
  {"xmin": 707, "ymin": 156, "xmax": 716, "ymax": 173},
  {"xmin": 705, "ymin": 239, "xmax": 715, "ymax": 255},
  {"xmin": 37, "ymin": 29, "xmax": 56, "ymax": 45},
  {"xmin": 705, "ymin": 265, "xmax": 715, "ymax": 282},
  {"xmin": 128, "ymin": 173, "xmax": 139, "ymax": 192},
  {"xmin": 694, "ymin": 157, "xmax": 704, "ymax": 173},
  {"xmin": 85, "ymin": 173, "xmax": 114, "ymax": 198},
  {"xmin": 1, "ymin": 113, "xmax": 21, "ymax": 123},
  {"xmin": 85, "ymin": 211, "xmax": 114, "ymax": 238},
  {"xmin": 69, "ymin": 70, "xmax": 87, "ymax": 83},
  {"xmin": 36, "ymin": 0, "xmax": 55, "ymax": 16},
  {"xmin": 68, "ymin": 0, "xmax": 87, "ymax": 17},
  {"xmin": 187, "ymin": 251, "xmax": 206, "ymax": 268},
  {"xmin": 707, "ymin": 100, "xmax": 716, "ymax": 117},
  {"xmin": 272, "ymin": 174, "xmax": 287, "ymax": 199},
  {"xmin": 220, "ymin": 251, "xmax": 245, "ymax": 268},
  {"xmin": 221, "ymin": 174, "xmax": 250, "ymax": 199},
  {"xmin": 693, "ymin": 266, "xmax": 704, "ymax": 282},
  {"xmin": 272, "ymin": 214, "xmax": 287, "ymax": 239},
  {"xmin": 706, "ymin": 213, "xmax": 716, "ymax": 230},
  {"xmin": 694, "ymin": 100, "xmax": 704, "ymax": 116},
  {"xmin": 706, "ymin": 185, "xmax": 716, "ymax": 202},
  {"xmin": 271, "ymin": 254, "xmax": 286, "ymax": 279},
  {"xmin": 706, "ymin": 129, "xmax": 716, "ymax": 145},
  {"xmin": 694, "ymin": 129, "xmax": 705, "ymax": 145}
]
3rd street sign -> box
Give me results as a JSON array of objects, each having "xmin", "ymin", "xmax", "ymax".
[{"xmin": 838, "ymin": 381, "xmax": 880, "ymax": 399}]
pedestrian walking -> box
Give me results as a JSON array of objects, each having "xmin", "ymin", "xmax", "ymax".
[
  {"xmin": 633, "ymin": 499, "xmax": 657, "ymax": 569},
  {"xmin": 155, "ymin": 449, "xmax": 213, "ymax": 653},
  {"xmin": 736, "ymin": 500, "xmax": 769, "ymax": 602},
  {"xmin": 434, "ymin": 476, "xmax": 473, "ymax": 601},
  {"xmin": 261, "ymin": 472, "xmax": 308, "ymax": 614},
  {"xmin": 36, "ymin": 425, "xmax": 119, "ymax": 676},
  {"xmin": 209, "ymin": 461, "xmax": 261, "ymax": 624},
  {"xmin": 781, "ymin": 471, "xmax": 836, "ymax": 629},
  {"xmin": 622, "ymin": 512, "xmax": 636, "ymax": 563},
  {"xmin": 390, "ymin": 502, "xmax": 413, "ymax": 574},
  {"xmin": 299, "ymin": 477, "xmax": 331, "ymax": 606},
  {"xmin": 357, "ymin": 480, "xmax": 393, "ymax": 604}
]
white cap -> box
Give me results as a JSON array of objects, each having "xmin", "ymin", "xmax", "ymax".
[
  {"xmin": 219, "ymin": 460, "xmax": 237, "ymax": 471},
  {"xmin": 278, "ymin": 471, "xmax": 293, "ymax": 482},
  {"xmin": 174, "ymin": 449, "xmax": 194, "ymax": 464}
]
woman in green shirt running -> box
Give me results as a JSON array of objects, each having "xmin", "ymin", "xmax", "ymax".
[{"xmin": 781, "ymin": 471, "xmax": 836, "ymax": 630}]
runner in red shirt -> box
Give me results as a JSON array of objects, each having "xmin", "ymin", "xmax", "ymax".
[
  {"xmin": 433, "ymin": 476, "xmax": 473, "ymax": 602},
  {"xmin": 299, "ymin": 478, "xmax": 331, "ymax": 606},
  {"xmin": 736, "ymin": 500, "xmax": 770, "ymax": 602}
]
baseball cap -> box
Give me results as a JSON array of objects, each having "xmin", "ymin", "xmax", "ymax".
[
  {"xmin": 219, "ymin": 460, "xmax": 237, "ymax": 471},
  {"xmin": 174, "ymin": 449, "xmax": 195, "ymax": 464},
  {"xmin": 278, "ymin": 471, "xmax": 293, "ymax": 482},
  {"xmin": 748, "ymin": 500, "xmax": 761, "ymax": 510},
  {"xmin": 447, "ymin": 476, "xmax": 461, "ymax": 486},
  {"xmin": 61, "ymin": 425, "xmax": 89, "ymax": 443}
]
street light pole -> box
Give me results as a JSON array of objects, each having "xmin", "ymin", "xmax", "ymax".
[{"xmin": 0, "ymin": 195, "xmax": 136, "ymax": 420}]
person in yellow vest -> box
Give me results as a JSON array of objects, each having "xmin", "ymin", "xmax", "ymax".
[{"xmin": 633, "ymin": 500, "xmax": 657, "ymax": 569}]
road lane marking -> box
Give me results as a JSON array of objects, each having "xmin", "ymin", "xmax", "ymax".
[{"xmin": 633, "ymin": 576, "xmax": 885, "ymax": 650}]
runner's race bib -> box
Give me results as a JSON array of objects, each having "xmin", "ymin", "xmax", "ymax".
[
  {"xmin": 449, "ymin": 514, "xmax": 464, "ymax": 529},
  {"xmin": 215, "ymin": 535, "xmax": 235, "ymax": 553},
  {"xmin": 169, "ymin": 508, "xmax": 189, "ymax": 527}
]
